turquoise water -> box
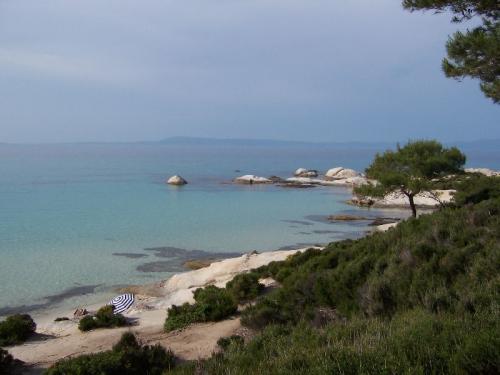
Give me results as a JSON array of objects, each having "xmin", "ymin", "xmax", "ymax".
[{"xmin": 0, "ymin": 143, "xmax": 498, "ymax": 315}]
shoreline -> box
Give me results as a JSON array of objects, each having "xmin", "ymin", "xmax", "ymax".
[{"xmin": 6, "ymin": 247, "xmax": 321, "ymax": 372}]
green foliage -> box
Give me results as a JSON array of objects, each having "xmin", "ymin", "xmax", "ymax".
[
  {"xmin": 78, "ymin": 306, "xmax": 127, "ymax": 332},
  {"xmin": 355, "ymin": 140, "xmax": 466, "ymax": 216},
  {"xmin": 164, "ymin": 286, "xmax": 237, "ymax": 332},
  {"xmin": 0, "ymin": 314, "xmax": 36, "ymax": 346},
  {"xmin": 402, "ymin": 0, "xmax": 499, "ymax": 102},
  {"xmin": 226, "ymin": 272, "xmax": 264, "ymax": 303},
  {"xmin": 0, "ymin": 347, "xmax": 20, "ymax": 374},
  {"xmin": 217, "ymin": 335, "xmax": 244, "ymax": 351},
  {"xmin": 242, "ymin": 197, "xmax": 500, "ymax": 329},
  {"xmin": 453, "ymin": 175, "xmax": 500, "ymax": 205},
  {"xmin": 172, "ymin": 310, "xmax": 500, "ymax": 374},
  {"xmin": 45, "ymin": 332, "xmax": 175, "ymax": 375}
]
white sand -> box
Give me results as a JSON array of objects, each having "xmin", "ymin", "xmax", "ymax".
[{"xmin": 7, "ymin": 247, "xmax": 318, "ymax": 372}]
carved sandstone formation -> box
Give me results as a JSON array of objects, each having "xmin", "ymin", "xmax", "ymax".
[{"xmin": 325, "ymin": 167, "xmax": 360, "ymax": 180}]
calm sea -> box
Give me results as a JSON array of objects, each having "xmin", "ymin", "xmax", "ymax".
[{"xmin": 0, "ymin": 142, "xmax": 498, "ymax": 316}]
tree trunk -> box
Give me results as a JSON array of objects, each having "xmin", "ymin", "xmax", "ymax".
[{"xmin": 408, "ymin": 194, "xmax": 417, "ymax": 217}]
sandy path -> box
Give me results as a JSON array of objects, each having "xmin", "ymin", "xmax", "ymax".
[{"xmin": 10, "ymin": 310, "xmax": 241, "ymax": 373}]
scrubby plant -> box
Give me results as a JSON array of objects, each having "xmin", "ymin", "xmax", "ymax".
[
  {"xmin": 45, "ymin": 332, "xmax": 175, "ymax": 375},
  {"xmin": 243, "ymin": 197, "xmax": 500, "ymax": 329},
  {"xmin": 0, "ymin": 347, "xmax": 21, "ymax": 374},
  {"xmin": 0, "ymin": 314, "xmax": 36, "ymax": 346},
  {"xmin": 217, "ymin": 335, "xmax": 244, "ymax": 351},
  {"xmin": 226, "ymin": 272, "xmax": 264, "ymax": 303},
  {"xmin": 78, "ymin": 306, "xmax": 127, "ymax": 332},
  {"xmin": 164, "ymin": 286, "xmax": 237, "ymax": 332}
]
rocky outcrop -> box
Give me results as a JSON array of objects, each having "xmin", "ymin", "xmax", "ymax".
[
  {"xmin": 234, "ymin": 175, "xmax": 272, "ymax": 184},
  {"xmin": 325, "ymin": 167, "xmax": 360, "ymax": 180},
  {"xmin": 465, "ymin": 168, "xmax": 500, "ymax": 177},
  {"xmin": 350, "ymin": 190, "xmax": 456, "ymax": 208},
  {"xmin": 167, "ymin": 175, "xmax": 188, "ymax": 185},
  {"xmin": 294, "ymin": 168, "xmax": 319, "ymax": 177}
]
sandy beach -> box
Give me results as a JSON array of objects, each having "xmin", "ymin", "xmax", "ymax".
[{"xmin": 7, "ymin": 248, "xmax": 318, "ymax": 373}]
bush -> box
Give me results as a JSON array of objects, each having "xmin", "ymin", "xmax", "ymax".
[
  {"xmin": 226, "ymin": 273, "xmax": 264, "ymax": 303},
  {"xmin": 173, "ymin": 310, "xmax": 500, "ymax": 374},
  {"xmin": 0, "ymin": 314, "xmax": 36, "ymax": 346},
  {"xmin": 217, "ymin": 335, "xmax": 244, "ymax": 351},
  {"xmin": 78, "ymin": 306, "xmax": 127, "ymax": 332},
  {"xmin": 45, "ymin": 332, "xmax": 175, "ymax": 375},
  {"xmin": 164, "ymin": 286, "xmax": 237, "ymax": 332},
  {"xmin": 0, "ymin": 348, "xmax": 20, "ymax": 374}
]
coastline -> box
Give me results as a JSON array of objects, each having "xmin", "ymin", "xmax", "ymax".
[{"xmin": 7, "ymin": 247, "xmax": 321, "ymax": 372}]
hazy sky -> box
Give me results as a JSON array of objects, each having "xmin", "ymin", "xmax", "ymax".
[{"xmin": 0, "ymin": 0, "xmax": 498, "ymax": 143}]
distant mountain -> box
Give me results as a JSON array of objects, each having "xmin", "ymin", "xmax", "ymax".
[{"xmin": 157, "ymin": 136, "xmax": 395, "ymax": 149}]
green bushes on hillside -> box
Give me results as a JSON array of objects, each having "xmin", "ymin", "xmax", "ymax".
[
  {"xmin": 172, "ymin": 309, "xmax": 499, "ymax": 374},
  {"xmin": 226, "ymin": 272, "xmax": 264, "ymax": 303},
  {"xmin": 78, "ymin": 306, "xmax": 127, "ymax": 332},
  {"xmin": 242, "ymin": 196, "xmax": 500, "ymax": 329},
  {"xmin": 0, "ymin": 314, "xmax": 36, "ymax": 346},
  {"xmin": 164, "ymin": 286, "xmax": 237, "ymax": 332},
  {"xmin": 45, "ymin": 332, "xmax": 175, "ymax": 375}
]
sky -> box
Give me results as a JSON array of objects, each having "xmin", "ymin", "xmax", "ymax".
[{"xmin": 0, "ymin": 0, "xmax": 498, "ymax": 143}]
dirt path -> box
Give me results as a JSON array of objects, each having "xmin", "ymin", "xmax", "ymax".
[{"xmin": 9, "ymin": 310, "xmax": 241, "ymax": 374}]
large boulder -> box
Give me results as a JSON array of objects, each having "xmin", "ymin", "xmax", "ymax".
[
  {"xmin": 167, "ymin": 175, "xmax": 188, "ymax": 185},
  {"xmin": 325, "ymin": 167, "xmax": 360, "ymax": 180},
  {"xmin": 294, "ymin": 168, "xmax": 318, "ymax": 177},
  {"xmin": 234, "ymin": 175, "xmax": 272, "ymax": 184},
  {"xmin": 465, "ymin": 168, "xmax": 500, "ymax": 177}
]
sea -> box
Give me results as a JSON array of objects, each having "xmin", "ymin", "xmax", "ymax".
[{"xmin": 1, "ymin": 141, "xmax": 499, "ymax": 317}]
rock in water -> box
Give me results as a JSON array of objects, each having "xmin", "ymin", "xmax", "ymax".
[
  {"xmin": 325, "ymin": 167, "xmax": 360, "ymax": 180},
  {"xmin": 234, "ymin": 175, "xmax": 272, "ymax": 184},
  {"xmin": 167, "ymin": 175, "xmax": 188, "ymax": 185},
  {"xmin": 294, "ymin": 168, "xmax": 318, "ymax": 177}
]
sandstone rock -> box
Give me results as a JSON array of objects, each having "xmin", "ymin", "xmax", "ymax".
[
  {"xmin": 294, "ymin": 168, "xmax": 318, "ymax": 177},
  {"xmin": 465, "ymin": 168, "xmax": 500, "ymax": 177},
  {"xmin": 325, "ymin": 167, "xmax": 360, "ymax": 180},
  {"xmin": 167, "ymin": 175, "xmax": 188, "ymax": 185},
  {"xmin": 234, "ymin": 175, "xmax": 272, "ymax": 184}
]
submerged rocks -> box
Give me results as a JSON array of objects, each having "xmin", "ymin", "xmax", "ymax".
[
  {"xmin": 328, "ymin": 214, "xmax": 368, "ymax": 221},
  {"xmin": 294, "ymin": 168, "xmax": 318, "ymax": 177},
  {"xmin": 234, "ymin": 175, "xmax": 272, "ymax": 184},
  {"xmin": 167, "ymin": 175, "xmax": 188, "ymax": 185},
  {"xmin": 325, "ymin": 167, "xmax": 360, "ymax": 180}
]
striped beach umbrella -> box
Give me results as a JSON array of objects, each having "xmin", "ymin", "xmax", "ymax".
[{"xmin": 108, "ymin": 293, "xmax": 135, "ymax": 314}]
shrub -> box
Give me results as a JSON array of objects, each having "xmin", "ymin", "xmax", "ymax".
[
  {"xmin": 217, "ymin": 335, "xmax": 244, "ymax": 351},
  {"xmin": 226, "ymin": 273, "xmax": 264, "ymax": 303},
  {"xmin": 0, "ymin": 348, "xmax": 20, "ymax": 374},
  {"xmin": 164, "ymin": 286, "xmax": 237, "ymax": 332},
  {"xmin": 78, "ymin": 306, "xmax": 127, "ymax": 332},
  {"xmin": 0, "ymin": 314, "xmax": 36, "ymax": 346},
  {"xmin": 45, "ymin": 332, "xmax": 175, "ymax": 375}
]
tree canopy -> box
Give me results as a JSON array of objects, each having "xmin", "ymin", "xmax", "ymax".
[
  {"xmin": 402, "ymin": 0, "xmax": 500, "ymax": 103},
  {"xmin": 356, "ymin": 140, "xmax": 466, "ymax": 216}
]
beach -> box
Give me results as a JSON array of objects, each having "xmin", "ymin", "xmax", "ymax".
[{"xmin": 7, "ymin": 248, "xmax": 318, "ymax": 372}]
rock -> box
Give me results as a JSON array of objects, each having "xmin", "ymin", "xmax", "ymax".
[
  {"xmin": 167, "ymin": 175, "xmax": 188, "ymax": 185},
  {"xmin": 465, "ymin": 168, "xmax": 500, "ymax": 177},
  {"xmin": 324, "ymin": 176, "xmax": 370, "ymax": 187},
  {"xmin": 286, "ymin": 177, "xmax": 323, "ymax": 185},
  {"xmin": 268, "ymin": 176, "xmax": 286, "ymax": 183},
  {"xmin": 328, "ymin": 214, "xmax": 369, "ymax": 221},
  {"xmin": 368, "ymin": 217, "xmax": 400, "ymax": 226},
  {"xmin": 234, "ymin": 175, "xmax": 272, "ymax": 184},
  {"xmin": 351, "ymin": 190, "xmax": 456, "ymax": 209},
  {"xmin": 325, "ymin": 167, "xmax": 360, "ymax": 180},
  {"xmin": 73, "ymin": 308, "xmax": 87, "ymax": 318},
  {"xmin": 294, "ymin": 168, "xmax": 318, "ymax": 177}
]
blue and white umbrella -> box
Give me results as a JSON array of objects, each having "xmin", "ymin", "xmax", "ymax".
[{"xmin": 108, "ymin": 293, "xmax": 135, "ymax": 314}]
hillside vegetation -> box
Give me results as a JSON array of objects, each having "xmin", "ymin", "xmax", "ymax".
[{"xmin": 32, "ymin": 175, "xmax": 500, "ymax": 374}]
